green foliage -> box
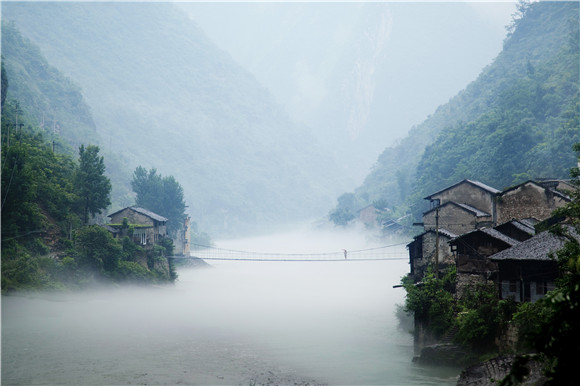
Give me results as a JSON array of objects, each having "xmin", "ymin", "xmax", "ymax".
[
  {"xmin": 1, "ymin": 21, "xmax": 98, "ymax": 148},
  {"xmin": 74, "ymin": 225, "xmax": 121, "ymax": 272},
  {"xmin": 414, "ymin": 36, "xmax": 579, "ymax": 207},
  {"xmin": 74, "ymin": 144, "xmax": 111, "ymax": 224},
  {"xmin": 455, "ymin": 283, "xmax": 517, "ymax": 351},
  {"xmin": 402, "ymin": 267, "xmax": 456, "ymax": 338},
  {"xmin": 131, "ymin": 166, "xmax": 186, "ymax": 235},
  {"xmin": 121, "ymin": 235, "xmax": 143, "ymax": 262},
  {"xmin": 334, "ymin": 2, "xmax": 579, "ymax": 222},
  {"xmin": 328, "ymin": 207, "xmax": 355, "ymax": 227},
  {"xmin": 507, "ymin": 144, "xmax": 580, "ymax": 383},
  {"xmin": 1, "ymin": 102, "xmax": 79, "ymax": 242},
  {"xmin": 1, "ymin": 61, "xmax": 7, "ymax": 109},
  {"xmin": 520, "ymin": 144, "xmax": 580, "ymax": 383},
  {"xmin": 114, "ymin": 261, "xmax": 156, "ymax": 284}
]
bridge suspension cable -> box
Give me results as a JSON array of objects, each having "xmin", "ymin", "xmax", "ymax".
[{"xmin": 185, "ymin": 241, "xmax": 409, "ymax": 262}]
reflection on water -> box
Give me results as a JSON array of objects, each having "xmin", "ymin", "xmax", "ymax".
[{"xmin": 2, "ymin": 228, "xmax": 461, "ymax": 385}]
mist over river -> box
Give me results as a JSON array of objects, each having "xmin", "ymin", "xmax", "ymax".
[{"xmin": 2, "ymin": 226, "xmax": 461, "ymax": 385}]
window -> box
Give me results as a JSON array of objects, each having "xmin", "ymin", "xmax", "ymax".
[
  {"xmin": 509, "ymin": 280, "xmax": 517, "ymax": 293},
  {"xmin": 536, "ymin": 281, "xmax": 546, "ymax": 295},
  {"xmin": 141, "ymin": 233, "xmax": 146, "ymax": 245}
]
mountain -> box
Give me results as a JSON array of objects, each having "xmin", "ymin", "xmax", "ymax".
[
  {"xmin": 341, "ymin": 1, "xmax": 579, "ymax": 222},
  {"xmin": 1, "ymin": 21, "xmax": 98, "ymax": 152},
  {"xmin": 180, "ymin": 2, "xmax": 514, "ymax": 183},
  {"xmin": 2, "ymin": 2, "xmax": 347, "ymax": 236}
]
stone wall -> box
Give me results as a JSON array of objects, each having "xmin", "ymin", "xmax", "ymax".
[
  {"xmin": 423, "ymin": 204, "xmax": 479, "ymax": 235},
  {"xmin": 431, "ymin": 181, "xmax": 496, "ymax": 218},
  {"xmin": 110, "ymin": 209, "xmax": 154, "ymax": 227},
  {"xmin": 497, "ymin": 182, "xmax": 568, "ymax": 223},
  {"xmin": 412, "ymin": 231, "xmax": 455, "ymax": 279}
]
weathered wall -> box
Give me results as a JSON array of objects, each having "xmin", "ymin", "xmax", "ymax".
[
  {"xmin": 456, "ymin": 272, "xmax": 490, "ymax": 299},
  {"xmin": 430, "ymin": 182, "xmax": 495, "ymax": 217},
  {"xmin": 423, "ymin": 204, "xmax": 481, "ymax": 235},
  {"xmin": 109, "ymin": 208, "xmax": 167, "ymax": 245},
  {"xmin": 110, "ymin": 209, "xmax": 154, "ymax": 227},
  {"xmin": 412, "ymin": 232, "xmax": 455, "ymax": 279},
  {"xmin": 497, "ymin": 182, "xmax": 568, "ymax": 223}
]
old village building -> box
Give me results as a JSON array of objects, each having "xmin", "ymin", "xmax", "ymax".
[
  {"xmin": 108, "ymin": 207, "xmax": 168, "ymax": 247},
  {"xmin": 408, "ymin": 179, "xmax": 571, "ymax": 285},
  {"xmin": 487, "ymin": 227, "xmax": 579, "ymax": 302},
  {"xmin": 450, "ymin": 227, "xmax": 521, "ymax": 298},
  {"xmin": 496, "ymin": 180, "xmax": 571, "ymax": 224}
]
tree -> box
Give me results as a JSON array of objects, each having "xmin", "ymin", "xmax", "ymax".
[
  {"xmin": 131, "ymin": 166, "xmax": 187, "ymax": 235},
  {"xmin": 74, "ymin": 225, "xmax": 121, "ymax": 272},
  {"xmin": 74, "ymin": 145, "xmax": 111, "ymax": 224},
  {"xmin": 532, "ymin": 143, "xmax": 580, "ymax": 384},
  {"xmin": 1, "ymin": 61, "xmax": 8, "ymax": 109}
]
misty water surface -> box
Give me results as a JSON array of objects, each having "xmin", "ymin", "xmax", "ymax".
[{"xmin": 2, "ymin": 227, "xmax": 461, "ymax": 385}]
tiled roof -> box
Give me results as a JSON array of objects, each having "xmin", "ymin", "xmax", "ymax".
[
  {"xmin": 438, "ymin": 228, "xmax": 458, "ymax": 239},
  {"xmin": 466, "ymin": 179, "xmax": 502, "ymax": 194},
  {"xmin": 413, "ymin": 228, "xmax": 458, "ymax": 241},
  {"xmin": 131, "ymin": 207, "xmax": 168, "ymax": 222},
  {"xmin": 108, "ymin": 206, "xmax": 168, "ymax": 222},
  {"xmin": 509, "ymin": 219, "xmax": 536, "ymax": 235},
  {"xmin": 456, "ymin": 203, "xmax": 491, "ymax": 217},
  {"xmin": 424, "ymin": 179, "xmax": 500, "ymax": 199},
  {"xmin": 500, "ymin": 180, "xmax": 571, "ymax": 202},
  {"xmin": 451, "ymin": 227, "xmax": 520, "ymax": 247},
  {"xmin": 489, "ymin": 225, "xmax": 579, "ymax": 262},
  {"xmin": 480, "ymin": 228, "xmax": 520, "ymax": 247},
  {"xmin": 423, "ymin": 201, "xmax": 490, "ymax": 217}
]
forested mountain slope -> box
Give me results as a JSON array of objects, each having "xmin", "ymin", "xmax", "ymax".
[
  {"xmin": 2, "ymin": 2, "xmax": 346, "ymax": 235},
  {"xmin": 1, "ymin": 22, "xmax": 97, "ymax": 153},
  {"xmin": 346, "ymin": 1, "xmax": 579, "ymax": 222},
  {"xmin": 1, "ymin": 22, "xmax": 134, "ymax": 208}
]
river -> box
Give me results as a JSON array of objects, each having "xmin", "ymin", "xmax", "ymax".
[{"xmin": 2, "ymin": 226, "xmax": 461, "ymax": 385}]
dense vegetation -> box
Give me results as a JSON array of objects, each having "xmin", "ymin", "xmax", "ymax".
[
  {"xmin": 131, "ymin": 166, "xmax": 187, "ymax": 235},
  {"xmin": 1, "ymin": 20, "xmax": 135, "ymax": 210},
  {"xmin": 331, "ymin": 1, "xmax": 579, "ymax": 225},
  {"xmin": 1, "ymin": 58, "xmax": 175, "ymax": 293}
]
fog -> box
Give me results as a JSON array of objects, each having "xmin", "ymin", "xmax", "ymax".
[
  {"xmin": 2, "ymin": 227, "xmax": 461, "ymax": 385},
  {"xmin": 2, "ymin": 2, "xmax": 518, "ymax": 235},
  {"xmin": 180, "ymin": 2, "xmax": 516, "ymax": 180}
]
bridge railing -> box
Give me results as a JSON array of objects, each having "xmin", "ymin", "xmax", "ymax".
[{"xmin": 186, "ymin": 242, "xmax": 409, "ymax": 262}]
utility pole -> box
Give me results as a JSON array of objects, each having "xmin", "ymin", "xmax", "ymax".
[
  {"xmin": 435, "ymin": 205, "xmax": 439, "ymax": 279},
  {"xmin": 431, "ymin": 198, "xmax": 440, "ymax": 279}
]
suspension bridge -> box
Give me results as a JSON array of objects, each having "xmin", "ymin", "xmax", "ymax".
[{"xmin": 177, "ymin": 242, "xmax": 410, "ymax": 262}]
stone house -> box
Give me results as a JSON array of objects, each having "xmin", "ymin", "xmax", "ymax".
[
  {"xmin": 423, "ymin": 201, "xmax": 493, "ymax": 236},
  {"xmin": 108, "ymin": 207, "xmax": 168, "ymax": 247},
  {"xmin": 407, "ymin": 228, "xmax": 457, "ymax": 280},
  {"xmin": 409, "ymin": 178, "xmax": 570, "ymax": 284},
  {"xmin": 488, "ymin": 228, "xmax": 574, "ymax": 302},
  {"xmin": 449, "ymin": 227, "xmax": 520, "ymax": 298},
  {"xmin": 424, "ymin": 179, "xmax": 501, "ymax": 224},
  {"xmin": 496, "ymin": 180, "xmax": 571, "ymax": 224}
]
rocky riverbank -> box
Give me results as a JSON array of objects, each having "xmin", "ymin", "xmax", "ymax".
[{"xmin": 456, "ymin": 355, "xmax": 547, "ymax": 385}]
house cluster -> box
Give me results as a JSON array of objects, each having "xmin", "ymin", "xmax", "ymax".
[
  {"xmin": 105, "ymin": 206, "xmax": 190, "ymax": 256},
  {"xmin": 407, "ymin": 179, "xmax": 575, "ymax": 302}
]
